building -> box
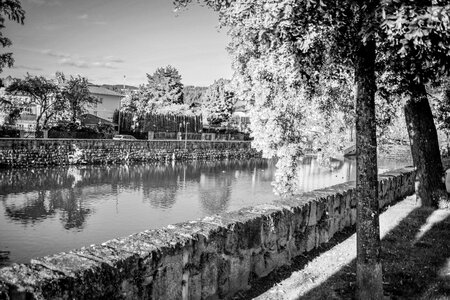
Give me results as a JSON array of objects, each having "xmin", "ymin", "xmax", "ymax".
[
  {"xmin": 87, "ymin": 85, "xmax": 124, "ymax": 122},
  {"xmin": 0, "ymin": 82, "xmax": 124, "ymax": 136},
  {"xmin": 0, "ymin": 87, "xmax": 39, "ymax": 136}
]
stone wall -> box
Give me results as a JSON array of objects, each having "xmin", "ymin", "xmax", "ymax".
[
  {"xmin": 0, "ymin": 168, "xmax": 416, "ymax": 300},
  {"xmin": 0, "ymin": 139, "xmax": 258, "ymax": 168},
  {"xmin": 378, "ymin": 144, "xmax": 412, "ymax": 162}
]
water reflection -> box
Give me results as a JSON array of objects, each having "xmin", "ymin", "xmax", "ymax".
[
  {"xmin": 3, "ymin": 188, "xmax": 92, "ymax": 230},
  {"xmin": 0, "ymin": 160, "xmax": 273, "ymax": 230},
  {"xmin": 273, "ymin": 155, "xmax": 413, "ymax": 196}
]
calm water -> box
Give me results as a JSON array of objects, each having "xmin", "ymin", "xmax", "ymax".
[{"xmin": 0, "ymin": 157, "xmax": 411, "ymax": 265}]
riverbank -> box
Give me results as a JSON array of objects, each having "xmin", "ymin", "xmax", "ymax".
[
  {"xmin": 0, "ymin": 138, "xmax": 260, "ymax": 168},
  {"xmin": 248, "ymin": 195, "xmax": 450, "ymax": 299}
]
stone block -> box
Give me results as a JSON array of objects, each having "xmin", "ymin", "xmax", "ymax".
[
  {"xmin": 350, "ymin": 208, "xmax": 357, "ymax": 225},
  {"xmin": 316, "ymin": 198, "xmax": 327, "ymax": 223},
  {"xmin": 308, "ymin": 200, "xmax": 317, "ymax": 226},
  {"xmin": 306, "ymin": 226, "xmax": 317, "ymax": 252},
  {"xmin": 200, "ymin": 252, "xmax": 218, "ymax": 299}
]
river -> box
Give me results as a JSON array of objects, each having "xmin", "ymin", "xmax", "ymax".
[{"xmin": 0, "ymin": 157, "xmax": 411, "ymax": 265}]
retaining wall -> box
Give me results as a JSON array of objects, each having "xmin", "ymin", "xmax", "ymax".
[
  {"xmin": 0, "ymin": 167, "xmax": 416, "ymax": 300},
  {"xmin": 0, "ymin": 139, "xmax": 258, "ymax": 168}
]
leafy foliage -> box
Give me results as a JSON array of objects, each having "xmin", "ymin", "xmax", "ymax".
[
  {"xmin": 203, "ymin": 79, "xmax": 236, "ymax": 126},
  {"xmin": 379, "ymin": 2, "xmax": 450, "ymax": 86},
  {"xmin": 48, "ymin": 122, "xmax": 115, "ymax": 139},
  {"xmin": 121, "ymin": 66, "xmax": 192, "ymax": 118},
  {"xmin": 5, "ymin": 74, "xmax": 63, "ymax": 131},
  {"xmin": 146, "ymin": 65, "xmax": 184, "ymax": 105},
  {"xmin": 0, "ymin": 0, "xmax": 25, "ymax": 73},
  {"xmin": 183, "ymin": 85, "xmax": 207, "ymax": 107},
  {"xmin": 57, "ymin": 72, "xmax": 99, "ymax": 123},
  {"xmin": 434, "ymin": 78, "xmax": 450, "ymax": 136},
  {"xmin": 0, "ymin": 88, "xmax": 28, "ymax": 125}
]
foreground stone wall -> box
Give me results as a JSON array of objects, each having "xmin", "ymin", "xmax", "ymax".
[
  {"xmin": 0, "ymin": 139, "xmax": 258, "ymax": 168},
  {"xmin": 0, "ymin": 168, "xmax": 416, "ymax": 300}
]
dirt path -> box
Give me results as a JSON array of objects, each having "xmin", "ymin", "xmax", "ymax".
[{"xmin": 245, "ymin": 195, "xmax": 450, "ymax": 299}]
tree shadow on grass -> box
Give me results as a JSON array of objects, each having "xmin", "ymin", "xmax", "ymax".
[{"xmin": 300, "ymin": 207, "xmax": 450, "ymax": 299}]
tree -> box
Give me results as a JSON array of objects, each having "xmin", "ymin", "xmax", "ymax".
[
  {"xmin": 175, "ymin": 0, "xmax": 384, "ymax": 297},
  {"xmin": 379, "ymin": 2, "xmax": 450, "ymax": 208},
  {"xmin": 0, "ymin": 86, "xmax": 27, "ymax": 126},
  {"xmin": 183, "ymin": 85, "xmax": 208, "ymax": 108},
  {"xmin": 0, "ymin": 0, "xmax": 25, "ymax": 73},
  {"xmin": 6, "ymin": 74, "xmax": 63, "ymax": 131},
  {"xmin": 146, "ymin": 65, "xmax": 184, "ymax": 105},
  {"xmin": 58, "ymin": 72, "xmax": 99, "ymax": 123},
  {"xmin": 203, "ymin": 79, "xmax": 236, "ymax": 126},
  {"xmin": 122, "ymin": 84, "xmax": 193, "ymax": 118}
]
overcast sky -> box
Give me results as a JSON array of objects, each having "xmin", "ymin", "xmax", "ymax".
[{"xmin": 2, "ymin": 0, "xmax": 232, "ymax": 87}]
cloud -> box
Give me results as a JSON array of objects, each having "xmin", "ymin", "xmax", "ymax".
[
  {"xmin": 12, "ymin": 65, "xmax": 43, "ymax": 71},
  {"xmin": 58, "ymin": 58, "xmax": 116, "ymax": 69},
  {"xmin": 104, "ymin": 56, "xmax": 124, "ymax": 63},
  {"xmin": 28, "ymin": 0, "xmax": 61, "ymax": 6},
  {"xmin": 40, "ymin": 49, "xmax": 121, "ymax": 69},
  {"xmin": 77, "ymin": 15, "xmax": 107, "ymax": 26},
  {"xmin": 41, "ymin": 49, "xmax": 71, "ymax": 58},
  {"xmin": 92, "ymin": 61, "xmax": 116, "ymax": 69},
  {"xmin": 59, "ymin": 58, "xmax": 90, "ymax": 68}
]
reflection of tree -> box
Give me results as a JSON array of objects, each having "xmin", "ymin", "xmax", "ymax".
[
  {"xmin": 199, "ymin": 173, "xmax": 233, "ymax": 215},
  {"xmin": 3, "ymin": 187, "xmax": 92, "ymax": 230},
  {"xmin": 141, "ymin": 164, "xmax": 200, "ymax": 209},
  {"xmin": 273, "ymin": 156, "xmax": 354, "ymax": 195},
  {"xmin": 4, "ymin": 191, "xmax": 53, "ymax": 224},
  {"xmin": 48, "ymin": 189, "xmax": 91, "ymax": 230}
]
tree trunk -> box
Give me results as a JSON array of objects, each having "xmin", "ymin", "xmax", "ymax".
[
  {"xmin": 355, "ymin": 39, "xmax": 383, "ymax": 299},
  {"xmin": 404, "ymin": 82, "xmax": 446, "ymax": 208},
  {"xmin": 35, "ymin": 114, "xmax": 42, "ymax": 133}
]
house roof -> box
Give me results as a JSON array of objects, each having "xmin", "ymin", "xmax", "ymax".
[{"xmin": 88, "ymin": 85, "xmax": 124, "ymax": 97}]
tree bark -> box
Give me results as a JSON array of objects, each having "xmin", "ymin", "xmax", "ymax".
[
  {"xmin": 355, "ymin": 39, "xmax": 383, "ymax": 299},
  {"xmin": 404, "ymin": 81, "xmax": 446, "ymax": 208}
]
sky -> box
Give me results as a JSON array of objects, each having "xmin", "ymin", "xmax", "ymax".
[{"xmin": 2, "ymin": 0, "xmax": 233, "ymax": 87}]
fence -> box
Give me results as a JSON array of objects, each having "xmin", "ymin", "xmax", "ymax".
[{"xmin": 116, "ymin": 112, "xmax": 202, "ymax": 134}]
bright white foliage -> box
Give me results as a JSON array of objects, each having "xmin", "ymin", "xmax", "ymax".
[{"xmin": 216, "ymin": 0, "xmax": 355, "ymax": 195}]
